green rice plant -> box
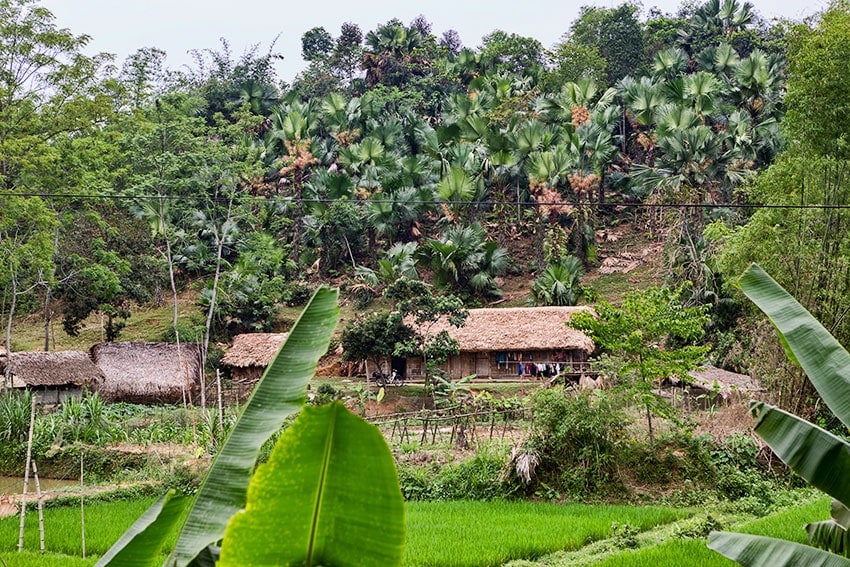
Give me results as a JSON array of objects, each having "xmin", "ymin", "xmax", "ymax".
[
  {"xmin": 0, "ymin": 497, "xmax": 178, "ymax": 557},
  {"xmin": 0, "ymin": 550, "xmax": 95, "ymax": 567},
  {"xmin": 592, "ymin": 539, "xmax": 731, "ymax": 566},
  {"xmin": 403, "ymin": 500, "xmax": 690, "ymax": 566}
]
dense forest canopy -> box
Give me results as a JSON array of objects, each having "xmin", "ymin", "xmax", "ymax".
[{"xmin": 1, "ymin": 0, "xmax": 848, "ymax": 406}]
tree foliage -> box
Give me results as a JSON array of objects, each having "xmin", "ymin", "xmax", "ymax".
[
  {"xmin": 570, "ymin": 286, "xmax": 710, "ymax": 442},
  {"xmin": 783, "ymin": 1, "xmax": 850, "ymax": 159},
  {"xmin": 340, "ymin": 311, "xmax": 415, "ymax": 370},
  {"xmin": 384, "ymin": 278, "xmax": 467, "ymax": 391},
  {"xmin": 569, "ymin": 4, "xmax": 646, "ymax": 85}
]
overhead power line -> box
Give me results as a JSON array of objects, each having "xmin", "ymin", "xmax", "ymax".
[{"xmin": 3, "ymin": 191, "xmax": 850, "ymax": 211}]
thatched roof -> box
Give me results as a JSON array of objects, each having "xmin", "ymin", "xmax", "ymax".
[
  {"xmin": 1, "ymin": 351, "xmax": 104, "ymax": 388},
  {"xmin": 221, "ymin": 333, "xmax": 288, "ymax": 368},
  {"xmin": 416, "ymin": 306, "xmax": 595, "ymax": 353},
  {"xmin": 89, "ymin": 342, "xmax": 202, "ymax": 403},
  {"xmin": 687, "ymin": 365, "xmax": 762, "ymax": 397}
]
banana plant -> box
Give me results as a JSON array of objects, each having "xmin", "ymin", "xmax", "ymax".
[
  {"xmin": 708, "ymin": 264, "xmax": 850, "ymax": 565},
  {"xmin": 95, "ymin": 287, "xmax": 405, "ymax": 566}
]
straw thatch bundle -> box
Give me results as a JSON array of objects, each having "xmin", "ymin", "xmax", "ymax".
[
  {"xmin": 0, "ymin": 351, "xmax": 104, "ymax": 389},
  {"xmin": 220, "ymin": 333, "xmax": 288, "ymax": 368},
  {"xmin": 417, "ymin": 306, "xmax": 595, "ymax": 353},
  {"xmin": 90, "ymin": 342, "xmax": 202, "ymax": 404}
]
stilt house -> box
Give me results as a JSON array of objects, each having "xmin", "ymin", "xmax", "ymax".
[{"xmin": 394, "ymin": 306, "xmax": 595, "ymax": 380}]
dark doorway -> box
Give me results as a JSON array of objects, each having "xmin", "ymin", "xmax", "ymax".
[{"xmin": 391, "ymin": 356, "xmax": 407, "ymax": 379}]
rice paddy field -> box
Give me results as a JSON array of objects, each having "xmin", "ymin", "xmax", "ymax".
[
  {"xmin": 590, "ymin": 495, "xmax": 829, "ymax": 567},
  {"xmin": 403, "ymin": 500, "xmax": 691, "ymax": 566},
  {"xmin": 0, "ymin": 493, "xmax": 831, "ymax": 566}
]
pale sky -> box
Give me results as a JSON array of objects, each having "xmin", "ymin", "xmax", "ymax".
[{"xmin": 41, "ymin": 0, "xmax": 825, "ymax": 83}]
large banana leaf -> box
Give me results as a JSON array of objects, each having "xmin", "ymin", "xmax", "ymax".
[
  {"xmin": 808, "ymin": 502, "xmax": 850, "ymax": 559},
  {"xmin": 750, "ymin": 402, "xmax": 850, "ymax": 507},
  {"xmin": 708, "ymin": 532, "xmax": 850, "ymax": 566},
  {"xmin": 95, "ymin": 490, "xmax": 188, "ymax": 567},
  {"xmin": 218, "ymin": 401, "xmax": 405, "ymax": 566},
  {"xmin": 167, "ymin": 287, "xmax": 339, "ymax": 566},
  {"xmin": 709, "ymin": 264, "xmax": 850, "ymax": 564},
  {"xmin": 738, "ymin": 264, "xmax": 850, "ymax": 428}
]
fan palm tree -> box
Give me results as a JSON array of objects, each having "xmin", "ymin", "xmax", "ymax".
[
  {"xmin": 437, "ymin": 166, "xmax": 487, "ymax": 223},
  {"xmin": 419, "ymin": 223, "xmax": 508, "ymax": 299},
  {"xmin": 531, "ymin": 256, "xmax": 585, "ymax": 306}
]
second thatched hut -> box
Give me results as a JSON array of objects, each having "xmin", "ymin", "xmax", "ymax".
[{"xmin": 90, "ymin": 342, "xmax": 202, "ymax": 404}]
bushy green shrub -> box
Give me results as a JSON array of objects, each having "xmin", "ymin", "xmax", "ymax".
[
  {"xmin": 517, "ymin": 389, "xmax": 628, "ymax": 497},
  {"xmin": 673, "ymin": 514, "xmax": 723, "ymax": 539},
  {"xmin": 310, "ymin": 383, "xmax": 342, "ymax": 406},
  {"xmin": 397, "ymin": 463, "xmax": 436, "ymax": 501},
  {"xmin": 398, "ymin": 448, "xmax": 511, "ymax": 501},
  {"xmin": 282, "ymin": 280, "xmax": 314, "ymax": 306},
  {"xmin": 431, "ymin": 450, "xmax": 509, "ymax": 501}
]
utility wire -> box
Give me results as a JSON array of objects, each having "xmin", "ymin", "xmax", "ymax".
[{"xmin": 4, "ymin": 191, "xmax": 850, "ymax": 210}]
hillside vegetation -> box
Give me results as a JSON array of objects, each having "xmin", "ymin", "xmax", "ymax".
[{"xmin": 4, "ymin": 2, "xmax": 850, "ymax": 562}]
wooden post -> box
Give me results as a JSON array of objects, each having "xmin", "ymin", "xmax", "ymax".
[
  {"xmin": 32, "ymin": 461, "xmax": 44, "ymax": 553},
  {"xmin": 80, "ymin": 453, "xmax": 86, "ymax": 559},
  {"xmin": 17, "ymin": 395, "xmax": 36, "ymax": 552},
  {"xmin": 216, "ymin": 369, "xmax": 224, "ymax": 436}
]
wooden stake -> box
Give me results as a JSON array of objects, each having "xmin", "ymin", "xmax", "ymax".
[
  {"xmin": 17, "ymin": 395, "xmax": 35, "ymax": 552},
  {"xmin": 31, "ymin": 461, "xmax": 44, "ymax": 554},
  {"xmin": 80, "ymin": 453, "xmax": 86, "ymax": 559}
]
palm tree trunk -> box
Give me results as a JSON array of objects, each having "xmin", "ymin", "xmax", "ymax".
[
  {"xmin": 4, "ymin": 274, "xmax": 16, "ymax": 388},
  {"xmin": 42, "ymin": 285, "xmax": 52, "ymax": 352},
  {"xmin": 534, "ymin": 210, "xmax": 545, "ymax": 270},
  {"xmin": 202, "ymin": 199, "xmax": 233, "ymax": 409},
  {"xmin": 43, "ymin": 218, "xmax": 60, "ymax": 352}
]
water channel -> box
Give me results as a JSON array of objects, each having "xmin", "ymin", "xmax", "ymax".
[{"xmin": 0, "ymin": 475, "xmax": 79, "ymax": 496}]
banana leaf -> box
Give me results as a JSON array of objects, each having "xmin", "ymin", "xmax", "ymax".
[
  {"xmin": 708, "ymin": 532, "xmax": 850, "ymax": 566},
  {"xmin": 218, "ymin": 402, "xmax": 405, "ymax": 566},
  {"xmin": 709, "ymin": 264, "xmax": 850, "ymax": 564},
  {"xmin": 169, "ymin": 287, "xmax": 339, "ymax": 566},
  {"xmin": 94, "ymin": 490, "xmax": 188, "ymax": 567},
  {"xmin": 807, "ymin": 501, "xmax": 850, "ymax": 557},
  {"xmin": 750, "ymin": 402, "xmax": 850, "ymax": 508},
  {"xmin": 738, "ymin": 264, "xmax": 850, "ymax": 429}
]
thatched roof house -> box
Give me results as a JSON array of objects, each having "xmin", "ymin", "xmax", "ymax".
[
  {"xmin": 399, "ymin": 306, "xmax": 595, "ymax": 380},
  {"xmin": 220, "ymin": 333, "xmax": 288, "ymax": 400},
  {"xmin": 0, "ymin": 351, "xmax": 104, "ymax": 403},
  {"xmin": 90, "ymin": 342, "xmax": 202, "ymax": 404},
  {"xmin": 686, "ymin": 365, "xmax": 762, "ymax": 398}
]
